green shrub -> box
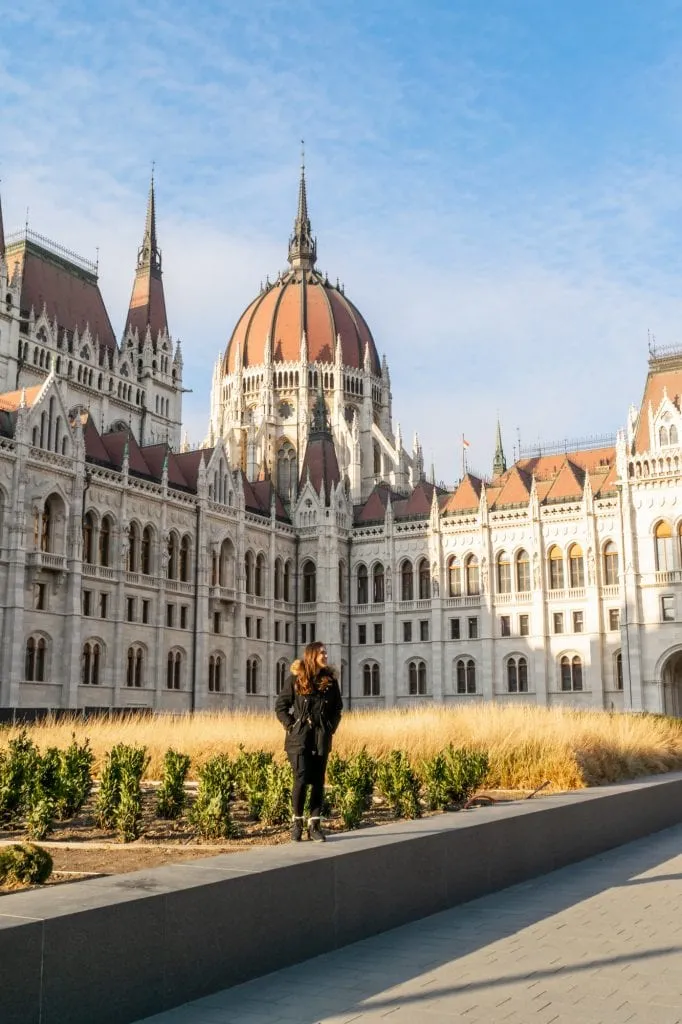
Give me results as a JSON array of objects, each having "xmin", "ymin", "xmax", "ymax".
[
  {"xmin": 376, "ymin": 750, "xmax": 422, "ymax": 819},
  {"xmin": 327, "ymin": 748, "xmax": 377, "ymax": 829},
  {"xmin": 260, "ymin": 761, "xmax": 292, "ymax": 826},
  {"xmin": 233, "ymin": 747, "xmax": 274, "ymax": 821},
  {"xmin": 190, "ymin": 755, "xmax": 237, "ymax": 839},
  {"xmin": 420, "ymin": 746, "xmax": 490, "ymax": 810},
  {"xmin": 156, "ymin": 749, "xmax": 191, "ymax": 820},
  {"xmin": 95, "ymin": 747, "xmax": 123, "ymax": 829},
  {"xmin": 0, "ymin": 731, "xmax": 39, "ymax": 824},
  {"xmin": 95, "ymin": 744, "xmax": 149, "ymax": 841},
  {"xmin": 0, "ymin": 843, "xmax": 53, "ymax": 886},
  {"xmin": 57, "ymin": 736, "xmax": 94, "ymax": 819}
]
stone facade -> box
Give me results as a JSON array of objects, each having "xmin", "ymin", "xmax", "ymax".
[{"xmin": 0, "ymin": 172, "xmax": 681, "ymax": 714}]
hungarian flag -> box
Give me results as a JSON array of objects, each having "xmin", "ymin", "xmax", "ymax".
[{"xmin": 462, "ymin": 436, "xmax": 470, "ymax": 448}]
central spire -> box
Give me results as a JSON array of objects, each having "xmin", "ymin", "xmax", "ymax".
[
  {"xmin": 137, "ymin": 169, "xmax": 161, "ymax": 273},
  {"xmin": 288, "ymin": 144, "xmax": 317, "ymax": 270}
]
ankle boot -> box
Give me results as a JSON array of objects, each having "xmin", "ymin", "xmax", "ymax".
[
  {"xmin": 290, "ymin": 816, "xmax": 304, "ymax": 842},
  {"xmin": 308, "ymin": 817, "xmax": 326, "ymax": 842}
]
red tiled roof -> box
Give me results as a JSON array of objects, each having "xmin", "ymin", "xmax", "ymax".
[
  {"xmin": 356, "ymin": 484, "xmax": 395, "ymax": 523},
  {"xmin": 440, "ymin": 474, "xmax": 482, "ymax": 514},
  {"xmin": 125, "ymin": 266, "xmax": 168, "ymax": 342},
  {"xmin": 632, "ymin": 357, "xmax": 682, "ymax": 453},
  {"xmin": 0, "ymin": 384, "xmax": 43, "ymax": 412},
  {"xmin": 488, "ymin": 466, "xmax": 532, "ymax": 508},
  {"xmin": 543, "ymin": 459, "xmax": 585, "ymax": 502},
  {"xmin": 299, "ymin": 434, "xmax": 341, "ymax": 504}
]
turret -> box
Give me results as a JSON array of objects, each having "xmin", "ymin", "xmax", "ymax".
[{"xmin": 493, "ymin": 419, "xmax": 507, "ymax": 477}]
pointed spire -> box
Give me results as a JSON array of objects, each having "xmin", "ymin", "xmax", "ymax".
[
  {"xmin": 310, "ymin": 381, "xmax": 331, "ymax": 436},
  {"xmin": 288, "ymin": 145, "xmax": 317, "ymax": 270},
  {"xmin": 125, "ymin": 171, "xmax": 169, "ymax": 340},
  {"xmin": 138, "ymin": 169, "xmax": 161, "ymax": 273},
  {"xmin": 493, "ymin": 418, "xmax": 507, "ymax": 477}
]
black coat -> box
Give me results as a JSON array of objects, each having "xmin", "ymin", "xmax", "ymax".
[{"xmin": 275, "ymin": 669, "xmax": 343, "ymax": 757}]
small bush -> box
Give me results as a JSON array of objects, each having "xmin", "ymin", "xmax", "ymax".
[
  {"xmin": 57, "ymin": 736, "xmax": 94, "ymax": 819},
  {"xmin": 24, "ymin": 746, "xmax": 61, "ymax": 840},
  {"xmin": 233, "ymin": 747, "xmax": 274, "ymax": 821},
  {"xmin": 156, "ymin": 749, "xmax": 191, "ymax": 820},
  {"xmin": 95, "ymin": 744, "xmax": 149, "ymax": 841},
  {"xmin": 327, "ymin": 748, "xmax": 377, "ymax": 829},
  {"xmin": 95, "ymin": 747, "xmax": 123, "ymax": 830},
  {"xmin": 420, "ymin": 746, "xmax": 490, "ymax": 810},
  {"xmin": 260, "ymin": 761, "xmax": 292, "ymax": 826},
  {"xmin": 376, "ymin": 750, "xmax": 422, "ymax": 819},
  {"xmin": 0, "ymin": 731, "xmax": 39, "ymax": 824},
  {"xmin": 0, "ymin": 843, "xmax": 53, "ymax": 886},
  {"xmin": 190, "ymin": 755, "xmax": 237, "ymax": 839}
]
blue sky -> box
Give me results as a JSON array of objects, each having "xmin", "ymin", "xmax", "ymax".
[{"xmin": 3, "ymin": 0, "xmax": 682, "ymax": 480}]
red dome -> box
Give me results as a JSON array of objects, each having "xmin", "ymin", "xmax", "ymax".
[{"xmin": 223, "ymin": 269, "xmax": 381, "ymax": 375}]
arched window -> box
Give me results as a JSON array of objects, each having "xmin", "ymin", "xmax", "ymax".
[
  {"xmin": 276, "ymin": 659, "xmax": 288, "ymax": 694},
  {"xmin": 83, "ymin": 511, "xmax": 95, "ymax": 564},
  {"xmin": 660, "ymin": 426, "xmax": 670, "ymax": 447},
  {"xmin": 401, "ymin": 560, "xmax": 414, "ymax": 601},
  {"xmin": 568, "ymin": 544, "xmax": 584, "ymax": 588},
  {"xmin": 141, "ymin": 526, "xmax": 152, "ymax": 575},
  {"xmin": 179, "ymin": 535, "xmax": 191, "ymax": 582},
  {"xmin": 615, "ymin": 652, "xmax": 623, "ymax": 691},
  {"xmin": 128, "ymin": 522, "xmax": 140, "ymax": 572},
  {"xmin": 302, "ymin": 560, "xmax": 316, "ymax": 603},
  {"xmin": 655, "ymin": 521, "xmax": 674, "ymax": 571},
  {"xmin": 603, "ymin": 541, "xmax": 619, "ymax": 586},
  {"xmin": 246, "ymin": 657, "xmax": 259, "ymax": 694},
  {"xmin": 455, "ymin": 658, "xmax": 476, "ymax": 694},
  {"xmin": 255, "ymin": 553, "xmax": 265, "ymax": 596},
  {"xmin": 507, "ymin": 656, "xmax": 528, "ymax": 693},
  {"xmin": 373, "ymin": 563, "xmax": 385, "ymax": 604},
  {"xmin": 560, "ymin": 655, "xmax": 583, "ymax": 692},
  {"xmin": 418, "ymin": 559, "xmax": 430, "ymax": 600},
  {"xmin": 274, "ymin": 558, "xmax": 283, "ymax": 600},
  {"xmin": 408, "ymin": 659, "xmax": 427, "ymax": 695},
  {"xmin": 283, "ymin": 560, "xmax": 292, "ymax": 602},
  {"xmin": 363, "ymin": 662, "xmax": 381, "ymax": 696},
  {"xmin": 126, "ymin": 645, "xmax": 144, "ymax": 687},
  {"xmin": 39, "ymin": 500, "xmax": 52, "ymax": 552},
  {"xmin": 465, "ymin": 555, "xmax": 479, "ymax": 596},
  {"xmin": 276, "ymin": 440, "xmax": 296, "ymax": 500},
  {"xmin": 208, "ymin": 654, "xmax": 222, "ymax": 693},
  {"xmin": 25, "ymin": 636, "xmax": 48, "ymax": 682},
  {"xmin": 357, "ymin": 564, "xmax": 368, "ymax": 604},
  {"xmin": 447, "ymin": 556, "xmax": 462, "ymax": 597},
  {"xmin": 516, "ymin": 550, "xmax": 530, "ymax": 592},
  {"xmin": 81, "ymin": 641, "xmax": 102, "ymax": 686},
  {"xmin": 167, "ymin": 533, "xmax": 178, "ymax": 580},
  {"xmin": 166, "ymin": 651, "xmax": 182, "ymax": 690},
  {"xmin": 99, "ymin": 516, "xmax": 112, "ymax": 566},
  {"xmin": 338, "ymin": 560, "xmax": 346, "ymax": 603},
  {"xmin": 244, "ymin": 550, "xmax": 254, "ymax": 594},
  {"xmin": 218, "ymin": 539, "xmax": 234, "ymax": 588},
  {"xmin": 373, "ymin": 442, "xmax": 381, "ymax": 475},
  {"xmin": 671, "ymin": 425, "xmax": 679, "ymax": 445},
  {"xmin": 548, "ymin": 546, "xmax": 564, "ymax": 590},
  {"xmin": 497, "ymin": 552, "xmax": 511, "ymax": 594}
]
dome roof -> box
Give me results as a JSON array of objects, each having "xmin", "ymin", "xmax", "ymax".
[
  {"xmin": 223, "ymin": 269, "xmax": 380, "ymax": 375},
  {"xmin": 223, "ymin": 161, "xmax": 381, "ymax": 376}
]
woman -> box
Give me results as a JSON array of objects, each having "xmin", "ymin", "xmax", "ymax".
[{"xmin": 275, "ymin": 641, "xmax": 343, "ymax": 842}]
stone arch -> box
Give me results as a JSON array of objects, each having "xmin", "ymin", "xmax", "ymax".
[{"xmin": 658, "ymin": 646, "xmax": 682, "ymax": 717}]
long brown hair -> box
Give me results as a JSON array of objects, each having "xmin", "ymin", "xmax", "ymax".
[{"xmin": 290, "ymin": 642, "xmax": 335, "ymax": 695}]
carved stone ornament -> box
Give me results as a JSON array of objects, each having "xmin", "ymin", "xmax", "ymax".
[
  {"xmin": 587, "ymin": 547, "xmax": 596, "ymax": 586},
  {"xmin": 481, "ymin": 557, "xmax": 489, "ymax": 593},
  {"xmin": 533, "ymin": 552, "xmax": 541, "ymax": 590}
]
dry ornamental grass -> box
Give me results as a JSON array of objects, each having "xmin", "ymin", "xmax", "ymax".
[{"xmin": 2, "ymin": 705, "xmax": 682, "ymax": 790}]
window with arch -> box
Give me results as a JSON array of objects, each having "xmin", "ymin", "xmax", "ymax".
[
  {"xmin": 465, "ymin": 555, "xmax": 480, "ymax": 596},
  {"xmin": 560, "ymin": 655, "xmax": 583, "ymax": 692},
  {"xmin": 418, "ymin": 559, "xmax": 430, "ymax": 600},
  {"xmin": 99, "ymin": 515, "xmax": 112, "ymax": 566},
  {"xmin": 141, "ymin": 526, "xmax": 152, "ymax": 575},
  {"xmin": 506, "ymin": 656, "xmax": 528, "ymax": 693},
  {"xmin": 603, "ymin": 541, "xmax": 619, "ymax": 586},
  {"xmin": 255, "ymin": 553, "xmax": 265, "ymax": 596},
  {"xmin": 302, "ymin": 560, "xmax": 316, "ymax": 603},
  {"xmin": 548, "ymin": 546, "xmax": 564, "ymax": 590},
  {"xmin": 246, "ymin": 657, "xmax": 259, "ymax": 694},
  {"xmin": 363, "ymin": 662, "xmax": 381, "ymax": 696},
  {"xmin": 167, "ymin": 533, "xmax": 179, "ymax": 580},
  {"xmin": 274, "ymin": 558, "xmax": 283, "ymax": 600},
  {"xmin": 208, "ymin": 654, "xmax": 223, "ymax": 692},
  {"xmin": 217, "ymin": 539, "xmax": 234, "ymax": 588},
  {"xmin": 81, "ymin": 641, "xmax": 102, "ymax": 686},
  {"xmin": 128, "ymin": 522, "xmax": 140, "ymax": 572},
  {"xmin": 338, "ymin": 560, "xmax": 346, "ymax": 603},
  {"xmin": 408, "ymin": 659, "xmax": 427, "ymax": 695},
  {"xmin": 455, "ymin": 658, "xmax": 476, "ymax": 694},
  {"xmin": 660, "ymin": 425, "xmax": 670, "ymax": 447},
  {"xmin": 615, "ymin": 651, "xmax": 623, "ymax": 691},
  {"xmin": 179, "ymin": 535, "xmax": 191, "ymax": 582},
  {"xmin": 244, "ymin": 550, "xmax": 254, "ymax": 594},
  {"xmin": 283, "ymin": 560, "xmax": 292, "ymax": 602},
  {"xmin": 166, "ymin": 650, "xmax": 182, "ymax": 690},
  {"xmin": 671, "ymin": 425, "xmax": 679, "ymax": 445},
  {"xmin": 447, "ymin": 556, "xmax": 462, "ymax": 597},
  {"xmin": 516, "ymin": 550, "xmax": 530, "ymax": 592},
  {"xmin": 568, "ymin": 544, "xmax": 584, "ymax": 588},
  {"xmin": 655, "ymin": 521, "xmax": 674, "ymax": 571},
  {"xmin": 35, "ymin": 495, "xmax": 62, "ymax": 553},
  {"xmin": 497, "ymin": 552, "xmax": 511, "ymax": 594},
  {"xmin": 83, "ymin": 511, "xmax": 95, "ymax": 564},
  {"xmin": 401, "ymin": 560, "xmax": 414, "ymax": 601},
  {"xmin": 126, "ymin": 645, "xmax": 144, "ymax": 688},
  {"xmin": 357, "ymin": 564, "xmax": 368, "ymax": 604},
  {"xmin": 276, "ymin": 659, "xmax": 288, "ymax": 694},
  {"xmin": 373, "ymin": 563, "xmax": 385, "ymax": 604},
  {"xmin": 25, "ymin": 635, "xmax": 47, "ymax": 682},
  {"xmin": 276, "ymin": 440, "xmax": 297, "ymax": 500}
]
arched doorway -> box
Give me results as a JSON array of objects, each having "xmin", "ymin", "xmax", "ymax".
[{"xmin": 662, "ymin": 650, "xmax": 682, "ymax": 716}]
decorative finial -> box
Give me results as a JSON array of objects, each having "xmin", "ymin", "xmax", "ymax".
[{"xmin": 288, "ymin": 147, "xmax": 317, "ymax": 270}]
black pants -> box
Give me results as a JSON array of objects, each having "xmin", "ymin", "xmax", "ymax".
[{"xmin": 288, "ymin": 749, "xmax": 328, "ymax": 818}]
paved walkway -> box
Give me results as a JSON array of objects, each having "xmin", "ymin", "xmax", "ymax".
[{"xmin": 139, "ymin": 824, "xmax": 682, "ymax": 1024}]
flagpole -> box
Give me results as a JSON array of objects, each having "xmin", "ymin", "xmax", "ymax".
[{"xmin": 461, "ymin": 434, "xmax": 465, "ymax": 480}]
